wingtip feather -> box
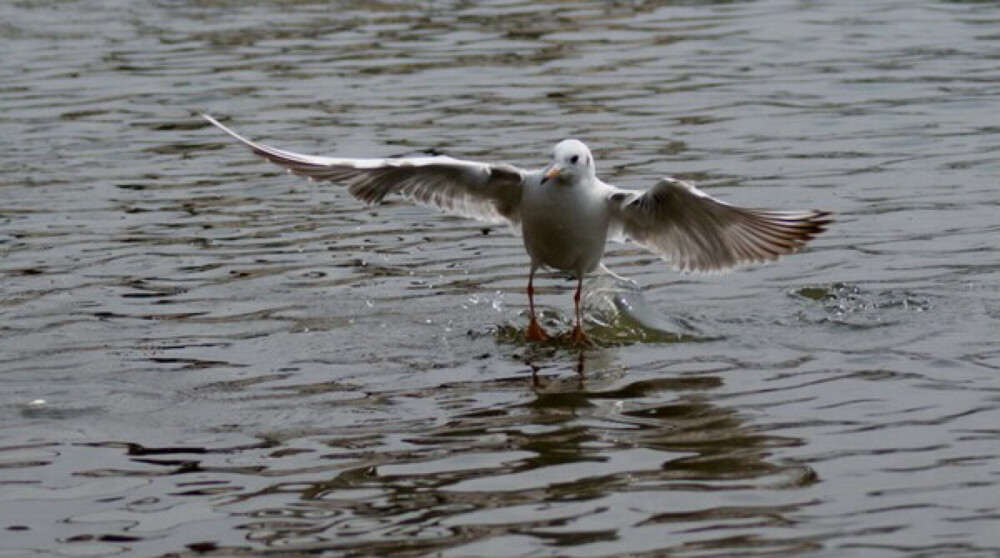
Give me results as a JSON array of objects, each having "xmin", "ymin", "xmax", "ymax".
[{"xmin": 201, "ymin": 113, "xmax": 250, "ymax": 144}]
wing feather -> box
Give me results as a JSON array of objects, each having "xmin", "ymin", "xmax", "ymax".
[
  {"xmin": 607, "ymin": 177, "xmax": 830, "ymax": 273},
  {"xmin": 203, "ymin": 114, "xmax": 526, "ymax": 224}
]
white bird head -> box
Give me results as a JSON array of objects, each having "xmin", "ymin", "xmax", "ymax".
[{"xmin": 543, "ymin": 139, "xmax": 595, "ymax": 185}]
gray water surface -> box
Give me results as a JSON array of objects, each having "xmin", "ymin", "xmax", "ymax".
[{"xmin": 3, "ymin": 1, "xmax": 1000, "ymax": 557}]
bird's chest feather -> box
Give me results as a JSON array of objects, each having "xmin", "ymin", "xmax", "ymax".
[{"xmin": 521, "ymin": 184, "xmax": 609, "ymax": 272}]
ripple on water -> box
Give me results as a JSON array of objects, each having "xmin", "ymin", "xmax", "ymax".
[{"xmin": 3, "ymin": 0, "xmax": 1000, "ymax": 556}]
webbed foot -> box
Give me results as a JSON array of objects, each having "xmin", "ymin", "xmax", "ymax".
[{"xmin": 525, "ymin": 318, "xmax": 550, "ymax": 342}]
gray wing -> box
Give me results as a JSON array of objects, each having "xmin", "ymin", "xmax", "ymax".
[
  {"xmin": 203, "ymin": 114, "xmax": 527, "ymax": 224},
  {"xmin": 607, "ymin": 177, "xmax": 831, "ymax": 273}
]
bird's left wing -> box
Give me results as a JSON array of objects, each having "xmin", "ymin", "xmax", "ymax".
[
  {"xmin": 606, "ymin": 177, "xmax": 831, "ymax": 273},
  {"xmin": 203, "ymin": 114, "xmax": 527, "ymax": 224}
]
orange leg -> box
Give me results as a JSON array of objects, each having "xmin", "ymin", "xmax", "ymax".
[
  {"xmin": 525, "ymin": 269, "xmax": 549, "ymax": 342},
  {"xmin": 569, "ymin": 277, "xmax": 588, "ymax": 345}
]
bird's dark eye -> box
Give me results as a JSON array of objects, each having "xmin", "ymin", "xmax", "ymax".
[{"xmin": 570, "ymin": 155, "xmax": 579, "ymax": 164}]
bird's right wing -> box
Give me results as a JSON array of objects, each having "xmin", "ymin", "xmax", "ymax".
[
  {"xmin": 203, "ymin": 114, "xmax": 527, "ymax": 224},
  {"xmin": 607, "ymin": 177, "xmax": 831, "ymax": 273}
]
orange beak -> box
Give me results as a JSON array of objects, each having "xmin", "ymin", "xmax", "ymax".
[{"xmin": 543, "ymin": 166, "xmax": 561, "ymax": 181}]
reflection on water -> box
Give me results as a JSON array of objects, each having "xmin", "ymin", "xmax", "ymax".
[
  {"xmin": 3, "ymin": 0, "xmax": 1000, "ymax": 556},
  {"xmin": 9, "ymin": 373, "xmax": 813, "ymax": 557}
]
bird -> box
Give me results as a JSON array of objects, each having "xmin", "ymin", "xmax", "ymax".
[{"xmin": 201, "ymin": 114, "xmax": 831, "ymax": 344}]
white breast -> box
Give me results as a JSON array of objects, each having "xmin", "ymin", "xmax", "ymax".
[{"xmin": 520, "ymin": 175, "xmax": 610, "ymax": 276}]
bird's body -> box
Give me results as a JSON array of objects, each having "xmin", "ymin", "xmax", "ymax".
[
  {"xmin": 202, "ymin": 115, "xmax": 831, "ymax": 342},
  {"xmin": 521, "ymin": 170, "xmax": 610, "ymax": 278}
]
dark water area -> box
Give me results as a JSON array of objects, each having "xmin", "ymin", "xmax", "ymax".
[{"xmin": 3, "ymin": 1, "xmax": 1000, "ymax": 556}]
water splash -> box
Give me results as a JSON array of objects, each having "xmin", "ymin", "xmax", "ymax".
[
  {"xmin": 492, "ymin": 275, "xmax": 715, "ymax": 346},
  {"xmin": 793, "ymin": 282, "xmax": 935, "ymax": 328},
  {"xmin": 582, "ymin": 274, "xmax": 714, "ymax": 345}
]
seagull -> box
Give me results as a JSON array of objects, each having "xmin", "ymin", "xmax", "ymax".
[{"xmin": 202, "ymin": 115, "xmax": 831, "ymax": 344}]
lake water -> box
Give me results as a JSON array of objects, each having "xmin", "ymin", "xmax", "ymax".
[{"xmin": 3, "ymin": 1, "xmax": 1000, "ymax": 556}]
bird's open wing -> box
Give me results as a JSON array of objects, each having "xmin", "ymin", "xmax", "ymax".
[
  {"xmin": 203, "ymin": 115, "xmax": 527, "ymax": 224},
  {"xmin": 606, "ymin": 177, "xmax": 831, "ymax": 273}
]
